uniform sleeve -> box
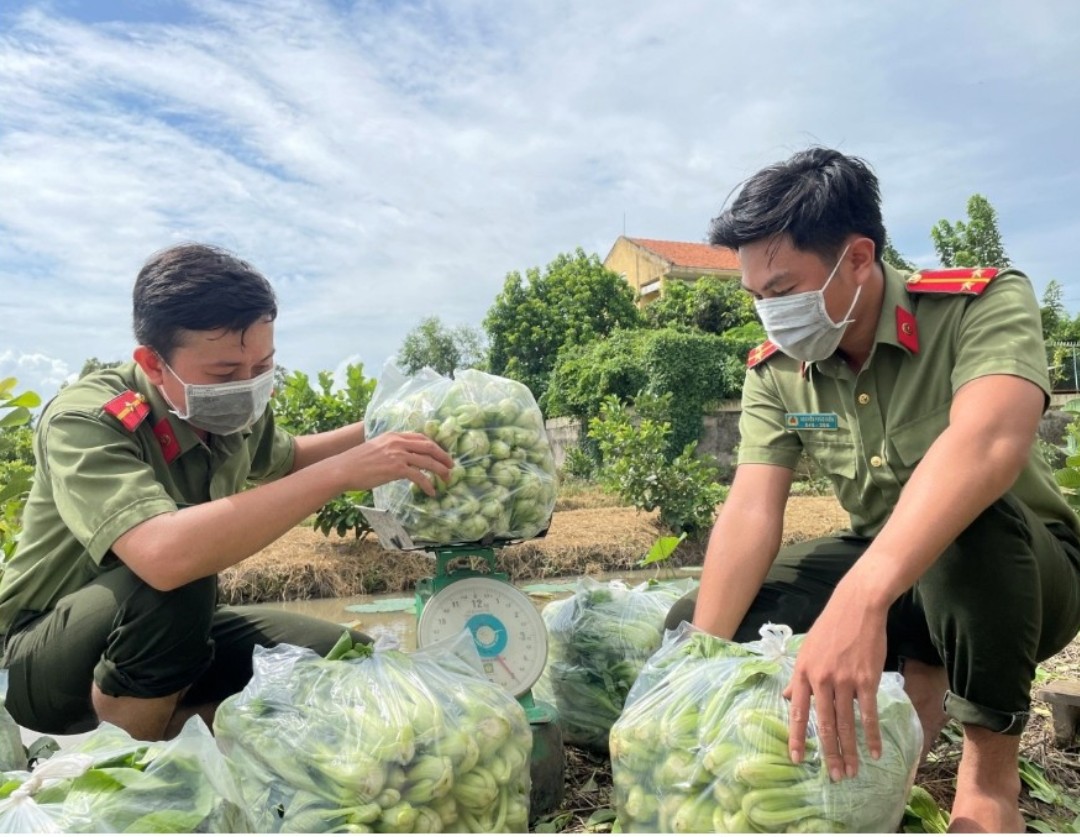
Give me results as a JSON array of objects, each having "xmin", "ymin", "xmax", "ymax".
[
  {"xmin": 40, "ymin": 410, "xmax": 178, "ymax": 562},
  {"xmin": 736, "ymin": 366, "xmax": 803, "ymax": 469},
  {"xmin": 247, "ymin": 409, "xmax": 296, "ymax": 483},
  {"xmin": 951, "ymin": 270, "xmax": 1050, "ymax": 399}
]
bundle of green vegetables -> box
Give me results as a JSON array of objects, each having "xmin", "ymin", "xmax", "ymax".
[
  {"xmin": 0, "ymin": 717, "xmax": 253, "ymax": 833},
  {"xmin": 533, "ymin": 577, "xmax": 696, "ymax": 751},
  {"xmin": 214, "ymin": 631, "xmax": 533, "ymax": 833},
  {"xmin": 365, "ymin": 364, "xmax": 556, "ymax": 545},
  {"xmin": 610, "ymin": 624, "xmax": 923, "ymax": 833}
]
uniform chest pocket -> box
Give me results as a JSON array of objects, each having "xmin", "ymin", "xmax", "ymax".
[
  {"xmin": 889, "ymin": 403, "xmax": 951, "ymax": 466},
  {"xmin": 802, "ymin": 436, "xmax": 857, "ymax": 480}
]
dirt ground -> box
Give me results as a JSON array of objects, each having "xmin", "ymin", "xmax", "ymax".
[{"xmin": 219, "ymin": 495, "xmax": 850, "ymax": 604}]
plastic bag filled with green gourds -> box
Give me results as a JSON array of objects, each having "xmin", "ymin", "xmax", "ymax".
[
  {"xmin": 533, "ymin": 577, "xmax": 697, "ymax": 751},
  {"xmin": 214, "ymin": 630, "xmax": 533, "ymax": 833},
  {"xmin": 0, "ymin": 717, "xmax": 253, "ymax": 833},
  {"xmin": 610, "ymin": 623, "xmax": 923, "ymax": 833},
  {"xmin": 364, "ymin": 363, "xmax": 557, "ymax": 546}
]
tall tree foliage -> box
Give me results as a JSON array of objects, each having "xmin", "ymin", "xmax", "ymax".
[
  {"xmin": 642, "ymin": 276, "xmax": 757, "ymax": 334},
  {"xmin": 484, "ymin": 248, "xmax": 641, "ymax": 406},
  {"xmin": 930, "ymin": 194, "xmax": 1011, "ymax": 268},
  {"xmin": 881, "ymin": 236, "xmax": 915, "ymax": 272},
  {"xmin": 397, "ymin": 316, "xmax": 486, "ymax": 377}
]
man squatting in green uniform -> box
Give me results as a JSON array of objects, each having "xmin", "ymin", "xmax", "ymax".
[
  {"xmin": 0, "ymin": 244, "xmax": 454, "ymax": 742},
  {"xmin": 665, "ymin": 147, "xmax": 1080, "ymax": 832}
]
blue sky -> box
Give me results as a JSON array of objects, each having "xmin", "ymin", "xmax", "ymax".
[{"xmin": 3, "ymin": 0, "xmax": 1079, "ymax": 401}]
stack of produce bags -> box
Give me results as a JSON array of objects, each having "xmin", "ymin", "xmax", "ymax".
[
  {"xmin": 214, "ymin": 630, "xmax": 533, "ymax": 833},
  {"xmin": 534, "ymin": 577, "xmax": 697, "ymax": 750},
  {"xmin": 0, "ymin": 717, "xmax": 252, "ymax": 833},
  {"xmin": 365, "ymin": 364, "xmax": 557, "ymax": 545},
  {"xmin": 610, "ymin": 623, "xmax": 923, "ymax": 833}
]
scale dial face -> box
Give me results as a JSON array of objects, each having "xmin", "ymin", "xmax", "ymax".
[{"xmin": 417, "ymin": 577, "xmax": 548, "ymax": 697}]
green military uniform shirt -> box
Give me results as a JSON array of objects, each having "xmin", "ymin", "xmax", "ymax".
[
  {"xmin": 0, "ymin": 362, "xmax": 296, "ymax": 634},
  {"xmin": 738, "ymin": 263, "xmax": 1079, "ymax": 539}
]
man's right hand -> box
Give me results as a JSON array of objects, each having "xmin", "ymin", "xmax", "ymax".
[{"xmin": 341, "ymin": 431, "xmax": 454, "ymax": 497}]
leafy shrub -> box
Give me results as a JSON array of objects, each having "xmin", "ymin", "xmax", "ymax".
[
  {"xmin": 0, "ymin": 378, "xmax": 40, "ymax": 562},
  {"xmin": 271, "ymin": 364, "xmax": 376, "ymax": 539},
  {"xmin": 561, "ymin": 446, "xmax": 596, "ymax": 480},
  {"xmin": 588, "ymin": 392, "xmax": 726, "ymax": 535},
  {"xmin": 1053, "ymin": 401, "xmax": 1080, "ymax": 511}
]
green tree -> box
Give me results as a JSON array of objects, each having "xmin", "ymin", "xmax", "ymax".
[
  {"xmin": 881, "ymin": 236, "xmax": 915, "ymax": 272},
  {"xmin": 588, "ymin": 392, "xmax": 726, "ymax": 535},
  {"xmin": 484, "ymin": 248, "xmax": 642, "ymax": 407},
  {"xmin": 1042, "ymin": 280, "xmax": 1068, "ymax": 341},
  {"xmin": 930, "ymin": 194, "xmax": 1011, "ymax": 268},
  {"xmin": 272, "ymin": 365, "xmax": 376, "ymax": 435},
  {"xmin": 78, "ymin": 357, "xmax": 123, "ymax": 378},
  {"xmin": 271, "ymin": 364, "xmax": 378, "ymax": 538},
  {"xmin": 1043, "ymin": 280, "xmax": 1080, "ymax": 390},
  {"xmin": 642, "ymin": 276, "xmax": 757, "ymax": 334},
  {"xmin": 397, "ymin": 316, "xmax": 486, "ymax": 377}
]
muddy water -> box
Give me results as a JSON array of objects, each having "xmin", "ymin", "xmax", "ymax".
[
  {"xmin": 19, "ymin": 567, "xmax": 700, "ymax": 750},
  {"xmin": 261, "ymin": 566, "xmax": 701, "ymax": 650}
]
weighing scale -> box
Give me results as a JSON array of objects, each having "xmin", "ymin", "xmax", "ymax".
[
  {"xmin": 360, "ymin": 509, "xmax": 565, "ymax": 818},
  {"xmin": 415, "ymin": 545, "xmax": 549, "ymax": 705}
]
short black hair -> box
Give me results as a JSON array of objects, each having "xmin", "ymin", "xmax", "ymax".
[
  {"xmin": 132, "ymin": 243, "xmax": 278, "ymax": 360},
  {"xmin": 708, "ymin": 147, "xmax": 885, "ymax": 264}
]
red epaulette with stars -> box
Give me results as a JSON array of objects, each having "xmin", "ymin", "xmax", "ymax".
[
  {"xmin": 905, "ymin": 267, "xmax": 999, "ymax": 295},
  {"xmin": 102, "ymin": 390, "xmax": 150, "ymax": 431},
  {"xmin": 747, "ymin": 339, "xmax": 781, "ymax": 369}
]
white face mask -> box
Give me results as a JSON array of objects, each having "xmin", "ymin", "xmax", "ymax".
[
  {"xmin": 160, "ymin": 363, "xmax": 275, "ymax": 436},
  {"xmin": 753, "ymin": 245, "xmax": 859, "ymax": 362}
]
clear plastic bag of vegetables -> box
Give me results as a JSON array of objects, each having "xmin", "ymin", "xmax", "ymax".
[
  {"xmin": 0, "ymin": 716, "xmax": 254, "ymax": 833},
  {"xmin": 609, "ymin": 623, "xmax": 923, "ymax": 833},
  {"xmin": 0, "ymin": 672, "xmax": 27, "ymax": 773},
  {"xmin": 533, "ymin": 577, "xmax": 697, "ymax": 751},
  {"xmin": 364, "ymin": 362, "xmax": 557, "ymax": 545},
  {"xmin": 213, "ymin": 630, "xmax": 533, "ymax": 833}
]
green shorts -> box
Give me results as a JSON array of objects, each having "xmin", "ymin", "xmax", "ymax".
[{"xmin": 1, "ymin": 563, "xmax": 370, "ymax": 735}]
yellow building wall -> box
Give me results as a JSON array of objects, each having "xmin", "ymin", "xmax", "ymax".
[{"xmin": 602, "ymin": 237, "xmax": 669, "ymax": 307}]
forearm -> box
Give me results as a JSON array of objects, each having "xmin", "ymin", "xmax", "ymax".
[
  {"xmin": 290, "ymin": 421, "xmax": 366, "ymax": 472},
  {"xmin": 693, "ymin": 500, "xmax": 784, "ymax": 638},
  {"xmin": 115, "ymin": 455, "xmax": 350, "ymax": 589}
]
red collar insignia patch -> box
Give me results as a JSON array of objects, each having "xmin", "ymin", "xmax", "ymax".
[
  {"xmin": 152, "ymin": 418, "xmax": 181, "ymax": 464},
  {"xmin": 895, "ymin": 307, "xmax": 919, "ymax": 353}
]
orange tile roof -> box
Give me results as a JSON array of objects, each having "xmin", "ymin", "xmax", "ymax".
[{"xmin": 629, "ymin": 238, "xmax": 740, "ymax": 271}]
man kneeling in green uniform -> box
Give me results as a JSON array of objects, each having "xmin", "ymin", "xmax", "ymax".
[
  {"xmin": 665, "ymin": 147, "xmax": 1080, "ymax": 832},
  {"xmin": 0, "ymin": 243, "xmax": 453, "ymax": 742}
]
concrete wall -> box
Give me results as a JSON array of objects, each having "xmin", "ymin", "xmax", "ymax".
[{"xmin": 546, "ymin": 405, "xmax": 1073, "ymax": 476}]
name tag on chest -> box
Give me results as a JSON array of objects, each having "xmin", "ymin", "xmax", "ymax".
[{"xmin": 785, "ymin": 412, "xmax": 839, "ymax": 431}]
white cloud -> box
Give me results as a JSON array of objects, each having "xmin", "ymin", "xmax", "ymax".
[
  {"xmin": 1, "ymin": 0, "xmax": 1079, "ymax": 403},
  {"xmin": 0, "ymin": 350, "xmax": 73, "ymax": 395}
]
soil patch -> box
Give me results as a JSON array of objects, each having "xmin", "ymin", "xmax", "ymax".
[{"xmin": 219, "ymin": 495, "xmax": 851, "ymax": 604}]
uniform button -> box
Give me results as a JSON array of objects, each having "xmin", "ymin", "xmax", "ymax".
[
  {"xmin": 870, "ymin": 455, "xmax": 883, "ymax": 467},
  {"xmin": 857, "ymin": 393, "xmax": 871, "ymax": 406}
]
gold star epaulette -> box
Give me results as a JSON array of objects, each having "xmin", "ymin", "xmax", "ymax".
[
  {"xmin": 747, "ymin": 339, "xmax": 780, "ymax": 369},
  {"xmin": 905, "ymin": 267, "xmax": 999, "ymax": 295},
  {"xmin": 103, "ymin": 390, "xmax": 150, "ymax": 432}
]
